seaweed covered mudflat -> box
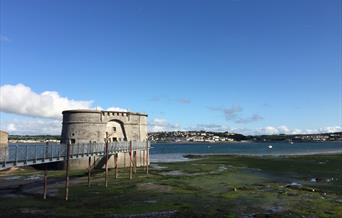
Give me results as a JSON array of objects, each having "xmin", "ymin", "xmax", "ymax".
[{"xmin": 0, "ymin": 154, "xmax": 341, "ymax": 217}]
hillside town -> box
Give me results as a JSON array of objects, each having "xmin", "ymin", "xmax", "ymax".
[
  {"xmin": 148, "ymin": 131, "xmax": 244, "ymax": 143},
  {"xmin": 148, "ymin": 131, "xmax": 342, "ymax": 143}
]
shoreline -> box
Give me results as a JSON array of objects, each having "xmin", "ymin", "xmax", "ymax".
[
  {"xmin": 181, "ymin": 150, "xmax": 342, "ymax": 158},
  {"xmin": 150, "ymin": 150, "xmax": 342, "ymax": 163},
  {"xmin": 181, "ymin": 150, "xmax": 342, "ymax": 157},
  {"xmin": 151, "ymin": 140, "xmax": 342, "ymax": 145}
]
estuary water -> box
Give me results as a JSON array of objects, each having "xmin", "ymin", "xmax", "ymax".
[
  {"xmin": 7, "ymin": 141, "xmax": 342, "ymax": 163},
  {"xmin": 149, "ymin": 142, "xmax": 342, "ymax": 162}
]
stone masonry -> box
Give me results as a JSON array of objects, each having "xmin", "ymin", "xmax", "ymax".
[{"xmin": 60, "ymin": 110, "xmax": 148, "ymax": 169}]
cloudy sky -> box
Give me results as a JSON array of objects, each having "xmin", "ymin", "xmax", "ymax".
[{"xmin": 0, "ymin": 0, "xmax": 341, "ymax": 135}]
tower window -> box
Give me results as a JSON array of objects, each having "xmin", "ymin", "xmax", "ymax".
[{"xmin": 113, "ymin": 127, "xmax": 116, "ymax": 132}]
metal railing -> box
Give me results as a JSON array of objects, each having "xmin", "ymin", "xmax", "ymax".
[{"xmin": 0, "ymin": 141, "xmax": 150, "ymax": 170}]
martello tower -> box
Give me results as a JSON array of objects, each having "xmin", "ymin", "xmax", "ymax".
[{"xmin": 61, "ymin": 109, "xmax": 148, "ymax": 145}]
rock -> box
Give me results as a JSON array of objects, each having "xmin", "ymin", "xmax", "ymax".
[{"xmin": 286, "ymin": 182, "xmax": 302, "ymax": 188}]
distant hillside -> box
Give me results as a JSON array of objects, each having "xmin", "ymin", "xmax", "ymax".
[
  {"xmin": 148, "ymin": 131, "xmax": 342, "ymax": 143},
  {"xmin": 9, "ymin": 135, "xmax": 61, "ymax": 142}
]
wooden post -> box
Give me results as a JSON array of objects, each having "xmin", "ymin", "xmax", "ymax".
[
  {"xmin": 88, "ymin": 156, "xmax": 91, "ymax": 187},
  {"xmin": 124, "ymin": 152, "xmax": 126, "ymax": 169},
  {"xmin": 65, "ymin": 141, "xmax": 70, "ymax": 201},
  {"xmin": 114, "ymin": 153, "xmax": 118, "ymax": 179},
  {"xmin": 133, "ymin": 151, "xmax": 137, "ymax": 174},
  {"xmin": 105, "ymin": 134, "xmax": 109, "ymax": 188},
  {"xmin": 113, "ymin": 153, "xmax": 116, "ymax": 178},
  {"xmin": 129, "ymin": 141, "xmax": 133, "ymax": 180},
  {"xmin": 43, "ymin": 165, "xmax": 48, "ymax": 199},
  {"xmin": 143, "ymin": 149, "xmax": 146, "ymax": 167},
  {"xmin": 146, "ymin": 141, "xmax": 149, "ymax": 175},
  {"xmin": 140, "ymin": 150, "xmax": 143, "ymax": 167}
]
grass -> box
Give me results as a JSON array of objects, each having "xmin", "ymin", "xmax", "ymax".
[{"xmin": 0, "ymin": 154, "xmax": 341, "ymax": 217}]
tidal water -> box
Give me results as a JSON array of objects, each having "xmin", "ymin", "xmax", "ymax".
[
  {"xmin": 149, "ymin": 142, "xmax": 342, "ymax": 162},
  {"xmin": 7, "ymin": 141, "xmax": 342, "ymax": 163}
]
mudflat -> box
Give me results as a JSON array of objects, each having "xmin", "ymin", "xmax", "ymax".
[{"xmin": 0, "ymin": 154, "xmax": 341, "ymax": 217}]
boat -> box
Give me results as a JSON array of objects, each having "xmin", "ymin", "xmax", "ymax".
[{"xmin": 268, "ymin": 145, "xmax": 273, "ymax": 149}]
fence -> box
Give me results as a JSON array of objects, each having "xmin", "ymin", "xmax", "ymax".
[{"xmin": 0, "ymin": 141, "xmax": 149, "ymax": 170}]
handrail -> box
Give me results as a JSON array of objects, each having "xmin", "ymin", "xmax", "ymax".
[{"xmin": 0, "ymin": 141, "xmax": 150, "ymax": 170}]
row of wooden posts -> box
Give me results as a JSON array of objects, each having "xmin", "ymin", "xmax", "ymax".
[{"xmin": 42, "ymin": 140, "xmax": 149, "ymax": 200}]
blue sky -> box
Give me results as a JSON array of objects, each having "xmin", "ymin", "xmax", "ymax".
[{"xmin": 0, "ymin": 0, "xmax": 341, "ymax": 135}]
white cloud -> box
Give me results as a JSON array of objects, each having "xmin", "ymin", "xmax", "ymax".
[
  {"xmin": 0, "ymin": 84, "xmax": 128, "ymax": 119},
  {"xmin": 253, "ymin": 125, "xmax": 342, "ymax": 135},
  {"xmin": 316, "ymin": 126, "xmax": 342, "ymax": 134},
  {"xmin": 106, "ymin": 107, "xmax": 128, "ymax": 112},
  {"xmin": 235, "ymin": 114, "xmax": 264, "ymax": 124},
  {"xmin": 148, "ymin": 117, "xmax": 342, "ymax": 135},
  {"xmin": 186, "ymin": 124, "xmax": 230, "ymax": 132},
  {"xmin": 148, "ymin": 118, "xmax": 182, "ymax": 132},
  {"xmin": 257, "ymin": 126, "xmax": 282, "ymax": 135},
  {"xmin": 209, "ymin": 105, "xmax": 263, "ymax": 124},
  {"xmin": 223, "ymin": 105, "xmax": 242, "ymax": 120},
  {"xmin": 7, "ymin": 123, "xmax": 17, "ymax": 132},
  {"xmin": 0, "ymin": 119, "xmax": 62, "ymax": 135},
  {"xmin": 0, "ymin": 84, "xmax": 92, "ymax": 119},
  {"xmin": 0, "ymin": 84, "xmax": 130, "ymax": 134},
  {"xmin": 149, "ymin": 119, "xmax": 234, "ymax": 133}
]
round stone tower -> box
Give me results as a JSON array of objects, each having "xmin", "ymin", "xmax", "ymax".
[
  {"xmin": 61, "ymin": 109, "xmax": 148, "ymax": 144},
  {"xmin": 60, "ymin": 109, "xmax": 148, "ymax": 169}
]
